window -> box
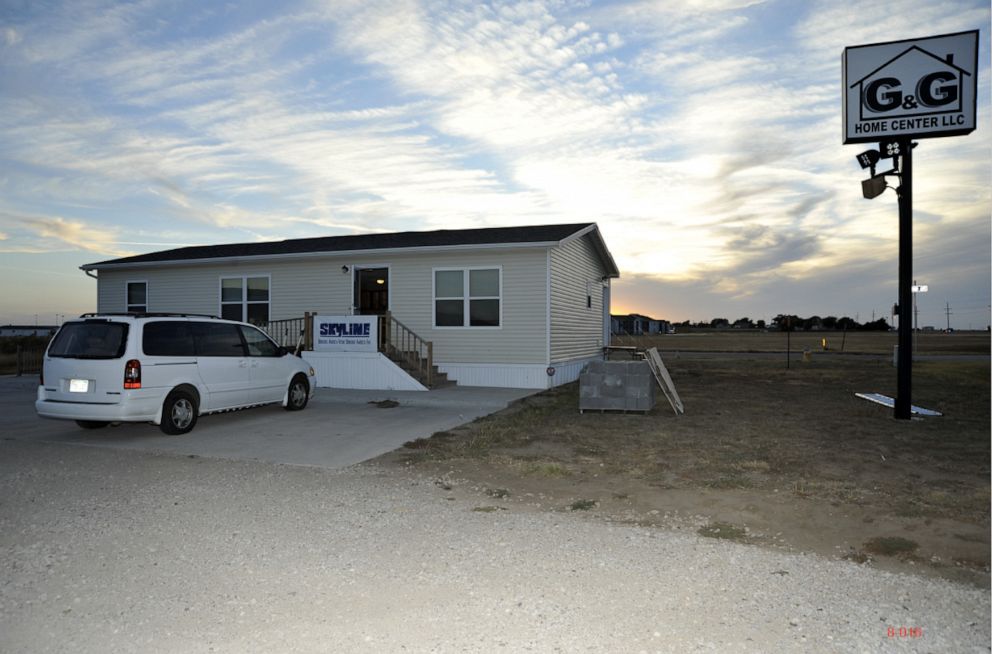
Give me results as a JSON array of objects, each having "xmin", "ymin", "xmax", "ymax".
[
  {"xmin": 192, "ymin": 322, "xmax": 246, "ymax": 357},
  {"xmin": 126, "ymin": 281, "xmax": 147, "ymax": 313},
  {"xmin": 220, "ymin": 276, "xmax": 269, "ymax": 325},
  {"xmin": 143, "ymin": 322, "xmax": 196, "ymax": 356},
  {"xmin": 240, "ymin": 325, "xmax": 281, "ymax": 357},
  {"xmin": 433, "ymin": 268, "xmax": 500, "ymax": 328},
  {"xmin": 49, "ymin": 321, "xmax": 128, "ymax": 359}
]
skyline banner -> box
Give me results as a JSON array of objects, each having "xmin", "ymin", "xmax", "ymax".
[{"xmin": 313, "ymin": 315, "xmax": 377, "ymax": 353}]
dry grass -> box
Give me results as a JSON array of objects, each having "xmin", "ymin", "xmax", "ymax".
[
  {"xmin": 407, "ymin": 356, "xmax": 990, "ymax": 526},
  {"xmin": 384, "ymin": 336, "xmax": 990, "ymax": 583}
]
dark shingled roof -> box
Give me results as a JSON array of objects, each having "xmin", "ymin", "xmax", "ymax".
[{"xmin": 84, "ymin": 223, "xmax": 612, "ymax": 270}]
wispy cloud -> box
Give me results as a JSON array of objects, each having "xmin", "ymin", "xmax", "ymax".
[
  {"xmin": 0, "ymin": 0, "xmax": 987, "ymax": 325},
  {"xmin": 0, "ymin": 212, "xmax": 131, "ymax": 256}
]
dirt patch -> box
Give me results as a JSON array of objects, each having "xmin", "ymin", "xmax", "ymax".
[{"xmin": 370, "ymin": 356, "xmax": 990, "ymax": 587}]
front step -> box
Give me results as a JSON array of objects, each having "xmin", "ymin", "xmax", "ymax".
[{"xmin": 382, "ymin": 345, "xmax": 455, "ymax": 389}]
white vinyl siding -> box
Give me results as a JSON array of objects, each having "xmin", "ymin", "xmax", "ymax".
[
  {"xmin": 549, "ymin": 234, "xmax": 608, "ymax": 363},
  {"xmin": 94, "ymin": 247, "xmax": 548, "ymax": 365}
]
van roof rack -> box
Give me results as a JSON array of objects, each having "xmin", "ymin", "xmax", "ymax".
[{"xmin": 78, "ymin": 312, "xmax": 222, "ymax": 319}]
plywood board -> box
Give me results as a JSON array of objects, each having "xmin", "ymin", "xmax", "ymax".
[
  {"xmin": 645, "ymin": 348, "xmax": 684, "ymax": 415},
  {"xmin": 854, "ymin": 392, "xmax": 942, "ymax": 417}
]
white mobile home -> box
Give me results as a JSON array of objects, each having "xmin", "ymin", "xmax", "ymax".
[{"xmin": 81, "ymin": 223, "xmax": 620, "ymax": 390}]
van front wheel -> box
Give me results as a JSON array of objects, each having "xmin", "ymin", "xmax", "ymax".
[
  {"xmin": 285, "ymin": 375, "xmax": 309, "ymax": 411},
  {"xmin": 160, "ymin": 391, "xmax": 198, "ymax": 435}
]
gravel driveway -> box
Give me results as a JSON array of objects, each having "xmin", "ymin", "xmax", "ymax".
[{"xmin": 1, "ymin": 440, "xmax": 988, "ymax": 653}]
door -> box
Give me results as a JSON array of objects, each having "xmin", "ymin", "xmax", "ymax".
[
  {"xmin": 240, "ymin": 325, "xmax": 288, "ymax": 403},
  {"xmin": 353, "ymin": 267, "xmax": 389, "ymax": 315},
  {"xmin": 191, "ymin": 322, "xmax": 252, "ymax": 410}
]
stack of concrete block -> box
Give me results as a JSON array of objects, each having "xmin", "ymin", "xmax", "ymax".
[{"xmin": 579, "ymin": 360, "xmax": 655, "ymax": 413}]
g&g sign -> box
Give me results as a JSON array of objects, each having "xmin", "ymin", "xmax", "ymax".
[
  {"xmin": 313, "ymin": 315, "xmax": 377, "ymax": 352},
  {"xmin": 843, "ymin": 31, "xmax": 978, "ymax": 144}
]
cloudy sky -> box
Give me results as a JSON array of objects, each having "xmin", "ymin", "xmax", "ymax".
[{"xmin": 1, "ymin": 0, "xmax": 989, "ymax": 328}]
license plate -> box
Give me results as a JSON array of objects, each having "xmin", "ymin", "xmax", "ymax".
[{"xmin": 69, "ymin": 379, "xmax": 90, "ymax": 393}]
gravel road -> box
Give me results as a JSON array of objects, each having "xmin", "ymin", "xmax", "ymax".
[{"xmin": 1, "ymin": 440, "xmax": 988, "ymax": 653}]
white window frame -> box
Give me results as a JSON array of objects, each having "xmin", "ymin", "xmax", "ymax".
[
  {"xmin": 219, "ymin": 274, "xmax": 271, "ymax": 324},
  {"xmin": 125, "ymin": 280, "xmax": 148, "ymax": 313},
  {"xmin": 432, "ymin": 266, "xmax": 502, "ymax": 330}
]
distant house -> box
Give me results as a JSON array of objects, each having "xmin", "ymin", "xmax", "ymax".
[
  {"xmin": 0, "ymin": 325, "xmax": 57, "ymax": 338},
  {"xmin": 611, "ymin": 313, "xmax": 670, "ymax": 336},
  {"xmin": 80, "ymin": 223, "xmax": 620, "ymax": 390}
]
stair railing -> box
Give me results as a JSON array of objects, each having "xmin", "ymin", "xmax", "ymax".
[{"xmin": 379, "ymin": 311, "xmax": 433, "ymax": 387}]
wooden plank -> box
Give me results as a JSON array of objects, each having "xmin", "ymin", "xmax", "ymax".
[
  {"xmin": 645, "ymin": 347, "xmax": 684, "ymax": 415},
  {"xmin": 854, "ymin": 392, "xmax": 942, "ymax": 416}
]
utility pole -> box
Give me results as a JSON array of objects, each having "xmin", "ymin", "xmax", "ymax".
[{"xmin": 945, "ymin": 301, "xmax": 952, "ymax": 332}]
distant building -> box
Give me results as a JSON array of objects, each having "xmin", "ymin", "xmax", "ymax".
[
  {"xmin": 611, "ymin": 313, "xmax": 670, "ymax": 336},
  {"xmin": 0, "ymin": 325, "xmax": 57, "ymax": 338}
]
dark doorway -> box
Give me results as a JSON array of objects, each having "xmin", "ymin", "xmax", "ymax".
[{"xmin": 354, "ymin": 267, "xmax": 389, "ymax": 315}]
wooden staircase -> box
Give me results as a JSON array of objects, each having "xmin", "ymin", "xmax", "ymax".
[{"xmin": 378, "ymin": 312, "xmax": 454, "ymax": 389}]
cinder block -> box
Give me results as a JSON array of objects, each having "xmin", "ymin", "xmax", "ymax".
[
  {"xmin": 579, "ymin": 385, "xmax": 600, "ymax": 399},
  {"xmin": 601, "ymin": 397, "xmax": 626, "ymax": 410},
  {"xmin": 580, "ymin": 360, "xmax": 656, "ymax": 413}
]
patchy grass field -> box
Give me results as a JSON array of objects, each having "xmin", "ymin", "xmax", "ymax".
[
  {"xmin": 614, "ymin": 329, "xmax": 989, "ymax": 355},
  {"xmin": 378, "ymin": 353, "xmax": 990, "ymax": 586}
]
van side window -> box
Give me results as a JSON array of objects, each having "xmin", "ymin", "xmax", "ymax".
[
  {"xmin": 143, "ymin": 322, "xmax": 196, "ymax": 356},
  {"xmin": 192, "ymin": 322, "xmax": 246, "ymax": 357},
  {"xmin": 240, "ymin": 326, "xmax": 281, "ymax": 357}
]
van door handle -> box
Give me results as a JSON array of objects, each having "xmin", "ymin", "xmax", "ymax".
[
  {"xmin": 250, "ymin": 361, "xmax": 258, "ymax": 368},
  {"xmin": 239, "ymin": 360, "xmax": 249, "ymax": 368}
]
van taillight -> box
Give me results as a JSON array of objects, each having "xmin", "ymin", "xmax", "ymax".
[{"xmin": 124, "ymin": 359, "xmax": 141, "ymax": 389}]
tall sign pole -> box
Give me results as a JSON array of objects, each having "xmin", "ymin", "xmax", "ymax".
[
  {"xmin": 895, "ymin": 139, "xmax": 913, "ymax": 419},
  {"xmin": 843, "ymin": 30, "xmax": 978, "ymax": 420}
]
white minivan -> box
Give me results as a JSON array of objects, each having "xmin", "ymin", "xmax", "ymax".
[{"xmin": 36, "ymin": 314, "xmax": 316, "ymax": 434}]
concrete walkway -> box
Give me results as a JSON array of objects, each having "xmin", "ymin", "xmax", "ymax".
[{"xmin": 0, "ymin": 376, "xmax": 537, "ymax": 468}]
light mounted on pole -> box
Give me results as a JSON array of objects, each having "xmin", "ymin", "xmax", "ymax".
[{"xmin": 856, "ymin": 148, "xmax": 899, "ymax": 199}]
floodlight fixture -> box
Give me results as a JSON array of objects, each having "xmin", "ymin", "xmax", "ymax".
[
  {"xmin": 856, "ymin": 149, "xmax": 880, "ymax": 170},
  {"xmin": 879, "ymin": 139, "xmax": 901, "ymax": 159},
  {"xmin": 861, "ymin": 174, "xmax": 887, "ymax": 199}
]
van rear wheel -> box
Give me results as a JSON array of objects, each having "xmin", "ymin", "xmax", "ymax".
[
  {"xmin": 160, "ymin": 390, "xmax": 198, "ymax": 435},
  {"xmin": 75, "ymin": 420, "xmax": 109, "ymax": 429}
]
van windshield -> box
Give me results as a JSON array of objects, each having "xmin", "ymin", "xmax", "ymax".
[{"xmin": 48, "ymin": 321, "xmax": 128, "ymax": 359}]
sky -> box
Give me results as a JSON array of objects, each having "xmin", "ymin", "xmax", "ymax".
[{"xmin": 1, "ymin": 0, "xmax": 989, "ymax": 329}]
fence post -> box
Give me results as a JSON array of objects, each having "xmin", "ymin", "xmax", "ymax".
[{"xmin": 426, "ymin": 341, "xmax": 433, "ymax": 388}]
